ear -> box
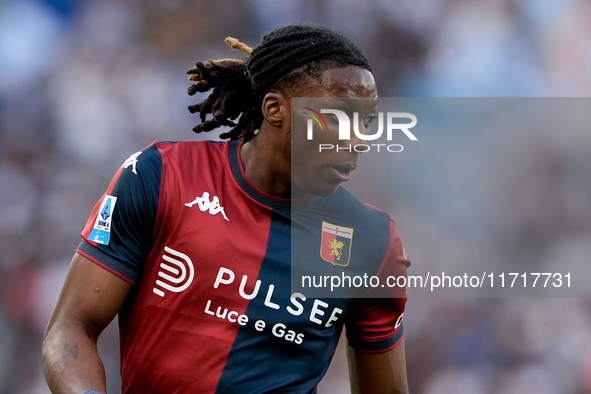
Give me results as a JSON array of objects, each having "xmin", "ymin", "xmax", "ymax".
[{"xmin": 261, "ymin": 92, "xmax": 289, "ymax": 128}]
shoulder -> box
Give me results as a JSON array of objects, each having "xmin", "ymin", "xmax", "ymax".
[
  {"xmin": 149, "ymin": 140, "xmax": 233, "ymax": 185},
  {"xmin": 154, "ymin": 140, "xmax": 230, "ymax": 159},
  {"xmin": 122, "ymin": 142, "xmax": 161, "ymax": 173}
]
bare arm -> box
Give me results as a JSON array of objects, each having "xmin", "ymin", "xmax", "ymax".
[
  {"xmin": 348, "ymin": 338, "xmax": 409, "ymax": 394},
  {"xmin": 42, "ymin": 252, "xmax": 132, "ymax": 394}
]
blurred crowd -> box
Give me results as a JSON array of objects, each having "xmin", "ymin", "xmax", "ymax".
[{"xmin": 1, "ymin": 0, "xmax": 591, "ymax": 393}]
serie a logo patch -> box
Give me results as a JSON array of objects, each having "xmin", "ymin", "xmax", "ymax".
[
  {"xmin": 320, "ymin": 221, "xmax": 354, "ymax": 267},
  {"xmin": 88, "ymin": 195, "xmax": 117, "ymax": 245}
]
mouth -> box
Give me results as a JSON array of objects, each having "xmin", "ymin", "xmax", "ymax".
[{"xmin": 330, "ymin": 163, "xmax": 357, "ymax": 182}]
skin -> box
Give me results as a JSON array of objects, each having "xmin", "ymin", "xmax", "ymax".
[
  {"xmin": 42, "ymin": 254, "xmax": 131, "ymax": 393},
  {"xmin": 348, "ymin": 343, "xmax": 409, "ymax": 394},
  {"xmin": 42, "ymin": 65, "xmax": 408, "ymax": 394}
]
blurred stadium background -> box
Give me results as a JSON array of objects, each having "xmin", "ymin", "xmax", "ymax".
[{"xmin": 1, "ymin": 0, "xmax": 591, "ymax": 392}]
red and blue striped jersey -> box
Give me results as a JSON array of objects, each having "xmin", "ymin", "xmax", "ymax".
[{"xmin": 78, "ymin": 140, "xmax": 409, "ymax": 393}]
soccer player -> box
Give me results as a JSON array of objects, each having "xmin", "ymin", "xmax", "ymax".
[{"xmin": 42, "ymin": 24, "xmax": 410, "ymax": 394}]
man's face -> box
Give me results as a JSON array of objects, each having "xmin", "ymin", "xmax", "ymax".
[{"xmin": 289, "ymin": 66, "xmax": 378, "ymax": 197}]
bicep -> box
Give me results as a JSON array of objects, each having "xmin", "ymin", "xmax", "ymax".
[
  {"xmin": 347, "ymin": 339, "xmax": 408, "ymax": 394},
  {"xmin": 45, "ymin": 253, "xmax": 132, "ymax": 341}
]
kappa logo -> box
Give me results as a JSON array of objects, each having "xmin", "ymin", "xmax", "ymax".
[
  {"xmin": 320, "ymin": 222, "xmax": 354, "ymax": 267},
  {"xmin": 153, "ymin": 246, "xmax": 195, "ymax": 297},
  {"xmin": 122, "ymin": 151, "xmax": 142, "ymax": 175},
  {"xmin": 185, "ymin": 191, "xmax": 229, "ymax": 221}
]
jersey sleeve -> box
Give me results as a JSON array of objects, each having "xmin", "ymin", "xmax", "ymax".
[
  {"xmin": 345, "ymin": 215, "xmax": 410, "ymax": 353},
  {"xmin": 77, "ymin": 143, "xmax": 162, "ymax": 284}
]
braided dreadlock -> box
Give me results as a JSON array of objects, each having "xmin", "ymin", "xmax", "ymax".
[{"xmin": 186, "ymin": 24, "xmax": 371, "ymax": 141}]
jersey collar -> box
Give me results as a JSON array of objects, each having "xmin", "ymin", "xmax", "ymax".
[{"xmin": 228, "ymin": 139, "xmax": 321, "ymax": 211}]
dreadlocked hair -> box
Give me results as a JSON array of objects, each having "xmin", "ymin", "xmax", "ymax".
[{"xmin": 186, "ymin": 23, "xmax": 372, "ymax": 141}]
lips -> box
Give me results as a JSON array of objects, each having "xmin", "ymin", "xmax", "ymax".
[{"xmin": 330, "ymin": 163, "xmax": 357, "ymax": 182}]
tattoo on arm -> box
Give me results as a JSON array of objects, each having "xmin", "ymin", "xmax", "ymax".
[
  {"xmin": 46, "ymin": 342, "xmax": 79, "ymax": 392},
  {"xmin": 62, "ymin": 342, "xmax": 78, "ymax": 360}
]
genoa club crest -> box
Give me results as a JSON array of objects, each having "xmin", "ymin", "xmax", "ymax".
[{"xmin": 320, "ymin": 221, "xmax": 354, "ymax": 267}]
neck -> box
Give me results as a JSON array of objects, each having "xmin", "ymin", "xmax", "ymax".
[{"xmin": 240, "ymin": 127, "xmax": 294, "ymax": 199}]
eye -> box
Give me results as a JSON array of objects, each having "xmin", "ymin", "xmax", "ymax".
[
  {"xmin": 326, "ymin": 113, "xmax": 339, "ymax": 123},
  {"xmin": 363, "ymin": 113, "xmax": 377, "ymax": 128}
]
